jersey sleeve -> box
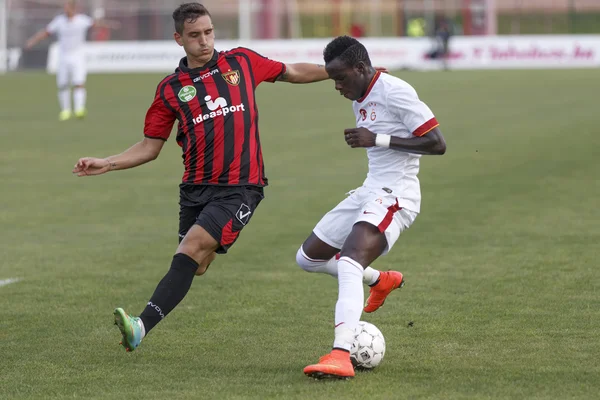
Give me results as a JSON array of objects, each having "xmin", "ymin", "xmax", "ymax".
[
  {"xmin": 46, "ymin": 16, "xmax": 62, "ymax": 34},
  {"xmin": 388, "ymin": 84, "xmax": 439, "ymax": 137},
  {"xmin": 143, "ymin": 82, "xmax": 177, "ymax": 141},
  {"xmin": 80, "ymin": 15, "xmax": 94, "ymax": 29},
  {"xmin": 233, "ymin": 47, "xmax": 286, "ymax": 85}
]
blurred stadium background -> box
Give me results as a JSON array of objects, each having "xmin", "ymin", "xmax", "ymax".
[{"xmin": 3, "ymin": 0, "xmax": 600, "ymax": 72}]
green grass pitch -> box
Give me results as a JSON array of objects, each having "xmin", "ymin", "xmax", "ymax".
[{"xmin": 0, "ymin": 69, "xmax": 599, "ymax": 399}]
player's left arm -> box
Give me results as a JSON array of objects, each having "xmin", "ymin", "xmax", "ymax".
[
  {"xmin": 277, "ymin": 64, "xmax": 329, "ymax": 84},
  {"xmin": 25, "ymin": 29, "xmax": 50, "ymax": 49},
  {"xmin": 343, "ymin": 126, "xmax": 446, "ymax": 155},
  {"xmin": 278, "ymin": 64, "xmax": 389, "ymax": 84},
  {"xmin": 239, "ymin": 48, "xmax": 386, "ymax": 84}
]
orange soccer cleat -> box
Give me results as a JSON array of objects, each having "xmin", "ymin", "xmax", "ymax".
[
  {"xmin": 303, "ymin": 349, "xmax": 355, "ymax": 380},
  {"xmin": 364, "ymin": 271, "xmax": 405, "ymax": 313}
]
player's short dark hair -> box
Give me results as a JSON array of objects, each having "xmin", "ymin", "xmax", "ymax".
[
  {"xmin": 173, "ymin": 3, "xmax": 212, "ymax": 34},
  {"xmin": 323, "ymin": 36, "xmax": 372, "ymax": 67}
]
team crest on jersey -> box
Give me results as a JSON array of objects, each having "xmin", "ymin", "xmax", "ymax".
[
  {"xmin": 368, "ymin": 102, "xmax": 377, "ymax": 121},
  {"xmin": 222, "ymin": 70, "xmax": 240, "ymax": 86},
  {"xmin": 178, "ymin": 85, "xmax": 197, "ymax": 102},
  {"xmin": 359, "ymin": 109, "xmax": 367, "ymax": 121}
]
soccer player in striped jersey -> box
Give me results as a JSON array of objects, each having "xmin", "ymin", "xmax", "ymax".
[{"xmin": 72, "ymin": 2, "xmax": 340, "ymax": 352}]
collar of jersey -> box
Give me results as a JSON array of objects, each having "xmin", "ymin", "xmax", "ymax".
[
  {"xmin": 178, "ymin": 50, "xmax": 219, "ymax": 72},
  {"xmin": 356, "ymin": 71, "xmax": 381, "ymax": 103}
]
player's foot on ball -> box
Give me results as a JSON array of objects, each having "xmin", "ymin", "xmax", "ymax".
[
  {"xmin": 58, "ymin": 110, "xmax": 72, "ymax": 121},
  {"xmin": 114, "ymin": 307, "xmax": 143, "ymax": 352},
  {"xmin": 74, "ymin": 108, "xmax": 87, "ymax": 119},
  {"xmin": 303, "ymin": 349, "xmax": 355, "ymax": 379},
  {"xmin": 364, "ymin": 271, "xmax": 404, "ymax": 313}
]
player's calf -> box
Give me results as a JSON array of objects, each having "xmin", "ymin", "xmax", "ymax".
[{"xmin": 195, "ymin": 252, "xmax": 216, "ymax": 276}]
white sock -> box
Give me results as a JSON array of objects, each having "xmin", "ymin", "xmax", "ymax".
[
  {"xmin": 363, "ymin": 267, "xmax": 381, "ymax": 286},
  {"xmin": 333, "ymin": 256, "xmax": 364, "ymax": 351},
  {"xmin": 58, "ymin": 88, "xmax": 71, "ymax": 112},
  {"xmin": 138, "ymin": 318, "xmax": 146, "ymax": 339},
  {"xmin": 296, "ymin": 247, "xmax": 380, "ymax": 285},
  {"xmin": 73, "ymin": 87, "xmax": 86, "ymax": 111}
]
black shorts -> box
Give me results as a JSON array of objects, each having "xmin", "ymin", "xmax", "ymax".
[{"xmin": 179, "ymin": 184, "xmax": 264, "ymax": 254}]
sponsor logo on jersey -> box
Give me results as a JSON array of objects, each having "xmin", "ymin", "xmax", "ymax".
[
  {"xmin": 193, "ymin": 68, "xmax": 219, "ymax": 82},
  {"xmin": 193, "ymin": 95, "xmax": 246, "ymax": 125},
  {"xmin": 359, "ymin": 109, "xmax": 367, "ymax": 121},
  {"xmin": 178, "ymin": 85, "xmax": 197, "ymax": 102}
]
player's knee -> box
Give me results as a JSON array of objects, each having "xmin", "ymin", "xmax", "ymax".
[
  {"xmin": 178, "ymin": 245, "xmax": 212, "ymax": 265},
  {"xmin": 177, "ymin": 225, "xmax": 219, "ymax": 262},
  {"xmin": 296, "ymin": 246, "xmax": 321, "ymax": 272}
]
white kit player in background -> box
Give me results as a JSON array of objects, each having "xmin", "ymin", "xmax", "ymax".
[
  {"xmin": 24, "ymin": 0, "xmax": 118, "ymax": 121},
  {"xmin": 300, "ymin": 36, "xmax": 447, "ymax": 380}
]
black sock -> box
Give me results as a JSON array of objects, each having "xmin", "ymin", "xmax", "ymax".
[{"xmin": 139, "ymin": 253, "xmax": 199, "ymax": 334}]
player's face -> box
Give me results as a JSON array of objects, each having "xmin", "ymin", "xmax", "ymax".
[
  {"xmin": 64, "ymin": 2, "xmax": 76, "ymax": 16},
  {"xmin": 174, "ymin": 15, "xmax": 215, "ymax": 63},
  {"xmin": 325, "ymin": 59, "xmax": 370, "ymax": 101}
]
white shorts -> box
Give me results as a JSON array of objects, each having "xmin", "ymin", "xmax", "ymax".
[
  {"xmin": 57, "ymin": 53, "xmax": 87, "ymax": 87},
  {"xmin": 313, "ymin": 186, "xmax": 418, "ymax": 255}
]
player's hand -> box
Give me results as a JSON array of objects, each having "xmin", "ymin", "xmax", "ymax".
[
  {"xmin": 375, "ymin": 66, "xmax": 389, "ymax": 74},
  {"xmin": 72, "ymin": 157, "xmax": 111, "ymax": 176},
  {"xmin": 344, "ymin": 127, "xmax": 377, "ymax": 148}
]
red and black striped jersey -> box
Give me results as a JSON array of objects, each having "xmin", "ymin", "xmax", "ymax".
[{"xmin": 143, "ymin": 48, "xmax": 286, "ymax": 187}]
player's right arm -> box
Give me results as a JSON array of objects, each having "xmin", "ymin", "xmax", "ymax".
[
  {"xmin": 73, "ymin": 138, "xmax": 165, "ymax": 176},
  {"xmin": 25, "ymin": 29, "xmax": 51, "ymax": 49},
  {"xmin": 73, "ymin": 79, "xmax": 176, "ymax": 177},
  {"xmin": 25, "ymin": 16, "xmax": 61, "ymax": 49}
]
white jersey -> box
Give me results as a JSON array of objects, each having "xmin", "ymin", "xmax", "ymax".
[
  {"xmin": 352, "ymin": 72, "xmax": 439, "ymax": 213},
  {"xmin": 46, "ymin": 14, "xmax": 93, "ymax": 56}
]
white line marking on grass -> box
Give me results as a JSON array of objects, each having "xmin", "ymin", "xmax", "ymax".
[{"xmin": 0, "ymin": 278, "xmax": 21, "ymax": 287}]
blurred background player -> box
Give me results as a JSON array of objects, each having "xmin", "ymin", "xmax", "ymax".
[
  {"xmin": 302, "ymin": 36, "xmax": 446, "ymax": 379},
  {"xmin": 72, "ymin": 2, "xmax": 340, "ymax": 353},
  {"xmin": 430, "ymin": 15, "xmax": 454, "ymax": 70},
  {"xmin": 24, "ymin": 0, "xmax": 116, "ymax": 121}
]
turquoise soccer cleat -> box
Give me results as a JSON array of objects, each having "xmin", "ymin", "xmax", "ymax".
[{"xmin": 113, "ymin": 308, "xmax": 143, "ymax": 352}]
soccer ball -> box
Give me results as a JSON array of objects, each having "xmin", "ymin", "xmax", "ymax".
[{"xmin": 350, "ymin": 321, "xmax": 386, "ymax": 369}]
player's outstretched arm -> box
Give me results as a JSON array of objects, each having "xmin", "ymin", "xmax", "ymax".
[
  {"xmin": 277, "ymin": 64, "xmax": 329, "ymax": 84},
  {"xmin": 344, "ymin": 127, "xmax": 446, "ymax": 155},
  {"xmin": 279, "ymin": 64, "xmax": 389, "ymax": 84},
  {"xmin": 25, "ymin": 29, "xmax": 50, "ymax": 49},
  {"xmin": 72, "ymin": 137, "xmax": 165, "ymax": 177}
]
